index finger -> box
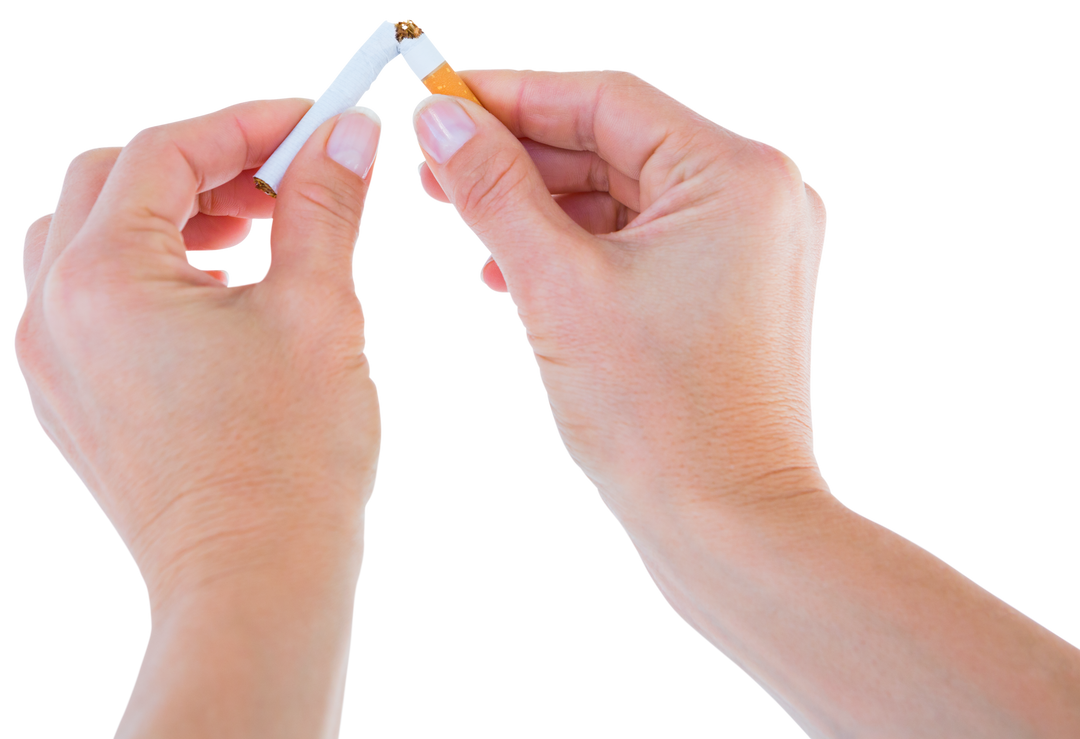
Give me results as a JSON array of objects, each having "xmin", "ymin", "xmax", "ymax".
[
  {"xmin": 460, "ymin": 70, "xmax": 735, "ymax": 182},
  {"xmin": 86, "ymin": 99, "xmax": 311, "ymax": 242}
]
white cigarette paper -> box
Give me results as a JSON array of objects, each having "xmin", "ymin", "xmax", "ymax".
[
  {"xmin": 398, "ymin": 34, "xmax": 445, "ymax": 79},
  {"xmin": 253, "ymin": 21, "xmax": 399, "ymax": 196}
]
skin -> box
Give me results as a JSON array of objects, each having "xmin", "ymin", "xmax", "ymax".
[{"xmin": 16, "ymin": 71, "xmax": 1080, "ymax": 737}]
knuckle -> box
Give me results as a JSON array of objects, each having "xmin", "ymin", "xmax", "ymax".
[
  {"xmin": 754, "ymin": 142, "xmax": 805, "ymax": 188},
  {"xmin": 14, "ymin": 309, "xmax": 67, "ymax": 402},
  {"xmin": 14, "ymin": 311, "xmax": 40, "ymax": 372},
  {"xmin": 716, "ymin": 141, "xmax": 827, "ymax": 262},
  {"xmin": 733, "ymin": 141, "xmax": 809, "ymax": 218},
  {"xmin": 288, "ymin": 178, "xmax": 364, "ymax": 241},
  {"xmin": 807, "ymin": 179, "xmax": 829, "ymax": 210},
  {"xmin": 41, "ymin": 254, "xmax": 84, "ymax": 309},
  {"xmin": 39, "ymin": 247, "xmax": 112, "ymax": 327},
  {"xmin": 602, "ymin": 70, "xmax": 645, "ymax": 89},
  {"xmin": 66, "ymin": 143, "xmax": 122, "ymax": 168},
  {"xmin": 454, "ymin": 148, "xmax": 531, "ymax": 225},
  {"xmin": 125, "ymin": 127, "xmax": 179, "ymax": 168},
  {"xmin": 197, "ymin": 188, "xmax": 216, "ymax": 215},
  {"xmin": 22, "ymin": 210, "xmax": 51, "ymax": 242},
  {"xmin": 129, "ymin": 125, "xmax": 167, "ymax": 150},
  {"xmin": 609, "ymin": 67, "xmax": 639, "ymax": 85},
  {"xmin": 807, "ymin": 179, "xmax": 829, "ymax": 235},
  {"xmin": 65, "ymin": 147, "xmax": 121, "ymax": 182},
  {"xmin": 586, "ymin": 154, "xmax": 610, "ymax": 193},
  {"xmin": 196, "ymin": 185, "xmax": 232, "ymax": 217}
]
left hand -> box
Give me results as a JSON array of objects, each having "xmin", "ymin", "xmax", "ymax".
[{"xmin": 17, "ymin": 100, "xmax": 383, "ymax": 737}]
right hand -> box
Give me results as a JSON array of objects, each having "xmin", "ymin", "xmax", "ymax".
[
  {"xmin": 413, "ymin": 72, "xmax": 828, "ymax": 532},
  {"xmin": 414, "ymin": 74, "xmax": 1080, "ymax": 739}
]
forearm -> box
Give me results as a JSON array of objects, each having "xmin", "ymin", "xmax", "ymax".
[
  {"xmin": 115, "ymin": 537, "xmax": 362, "ymax": 739},
  {"xmin": 629, "ymin": 482, "xmax": 1080, "ymax": 737}
]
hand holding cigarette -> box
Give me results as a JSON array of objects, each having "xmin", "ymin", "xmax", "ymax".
[
  {"xmin": 413, "ymin": 70, "xmax": 1080, "ymax": 736},
  {"xmin": 254, "ymin": 20, "xmax": 478, "ymax": 197},
  {"xmin": 17, "ymin": 99, "xmax": 383, "ymax": 738}
]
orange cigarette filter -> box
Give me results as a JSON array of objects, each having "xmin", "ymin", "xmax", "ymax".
[
  {"xmin": 421, "ymin": 61, "xmax": 480, "ymax": 104},
  {"xmin": 395, "ymin": 21, "xmax": 482, "ymax": 106}
]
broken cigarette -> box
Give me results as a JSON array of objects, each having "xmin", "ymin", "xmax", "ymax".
[
  {"xmin": 253, "ymin": 20, "xmax": 481, "ymax": 198},
  {"xmin": 394, "ymin": 21, "xmax": 480, "ymax": 105},
  {"xmin": 253, "ymin": 16, "xmax": 401, "ymax": 197}
]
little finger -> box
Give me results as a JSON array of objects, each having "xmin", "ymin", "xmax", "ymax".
[{"xmin": 20, "ymin": 211, "xmax": 51, "ymax": 296}]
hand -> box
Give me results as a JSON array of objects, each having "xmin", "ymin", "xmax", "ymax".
[
  {"xmin": 415, "ymin": 72, "xmax": 826, "ymax": 530},
  {"xmin": 17, "ymin": 101, "xmax": 382, "ymax": 738},
  {"xmin": 414, "ymin": 72, "xmax": 1080, "ymax": 736}
]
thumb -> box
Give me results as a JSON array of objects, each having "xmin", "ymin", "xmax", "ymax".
[
  {"xmin": 267, "ymin": 107, "xmax": 381, "ymax": 291},
  {"xmin": 413, "ymin": 96, "xmax": 576, "ymax": 277}
]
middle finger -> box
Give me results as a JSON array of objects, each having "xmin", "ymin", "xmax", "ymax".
[
  {"xmin": 521, "ymin": 140, "xmax": 641, "ymax": 212},
  {"xmin": 35, "ymin": 147, "xmax": 121, "ymax": 290},
  {"xmin": 197, "ymin": 168, "xmax": 278, "ymax": 220}
]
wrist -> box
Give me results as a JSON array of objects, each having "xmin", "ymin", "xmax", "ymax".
[
  {"xmin": 579, "ymin": 369, "xmax": 821, "ymax": 519},
  {"xmin": 609, "ymin": 452, "xmax": 834, "ymax": 576},
  {"xmin": 119, "ymin": 550, "xmax": 359, "ymax": 739},
  {"xmin": 117, "ymin": 476, "xmax": 371, "ymax": 615},
  {"xmin": 599, "ymin": 429, "xmax": 828, "ymax": 542},
  {"xmin": 618, "ymin": 469, "xmax": 840, "ymax": 649}
]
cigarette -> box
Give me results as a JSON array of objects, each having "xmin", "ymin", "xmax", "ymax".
[
  {"xmin": 254, "ymin": 20, "xmax": 482, "ymax": 198},
  {"xmin": 395, "ymin": 21, "xmax": 481, "ymax": 105},
  {"xmin": 253, "ymin": 21, "xmax": 399, "ymax": 198}
]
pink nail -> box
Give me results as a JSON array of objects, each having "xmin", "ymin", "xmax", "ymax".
[
  {"xmin": 327, "ymin": 108, "xmax": 381, "ymax": 178},
  {"xmin": 414, "ymin": 97, "xmax": 477, "ymax": 164}
]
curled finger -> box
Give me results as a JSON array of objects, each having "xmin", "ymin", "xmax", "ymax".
[
  {"xmin": 23, "ymin": 215, "xmax": 53, "ymax": 291},
  {"xmin": 182, "ymin": 213, "xmax": 252, "ymax": 251},
  {"xmin": 35, "ymin": 148, "xmax": 121, "ymax": 289}
]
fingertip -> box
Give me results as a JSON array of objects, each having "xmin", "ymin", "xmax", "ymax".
[
  {"xmin": 269, "ymin": 110, "xmax": 375, "ymax": 289},
  {"xmin": 350, "ymin": 106, "xmax": 381, "ymax": 125},
  {"xmin": 327, "ymin": 107, "xmax": 381, "ymax": 179},
  {"xmin": 410, "ymin": 158, "xmax": 449, "ymax": 207},
  {"xmin": 412, "ymin": 94, "xmax": 476, "ymax": 121},
  {"xmin": 481, "ymin": 257, "xmax": 508, "ymax": 292},
  {"xmin": 203, "ymin": 269, "xmax": 229, "ymax": 286}
]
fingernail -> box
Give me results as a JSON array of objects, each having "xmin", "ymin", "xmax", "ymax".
[
  {"xmin": 327, "ymin": 107, "xmax": 381, "ymax": 178},
  {"xmin": 207, "ymin": 269, "xmax": 228, "ymax": 286},
  {"xmin": 477, "ymin": 253, "xmax": 494, "ymax": 289},
  {"xmin": 414, "ymin": 96, "xmax": 477, "ymax": 164}
]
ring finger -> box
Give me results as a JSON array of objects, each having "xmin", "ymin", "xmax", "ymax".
[
  {"xmin": 520, "ymin": 139, "xmax": 641, "ymax": 212},
  {"xmin": 30, "ymin": 147, "xmax": 121, "ymax": 292}
]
